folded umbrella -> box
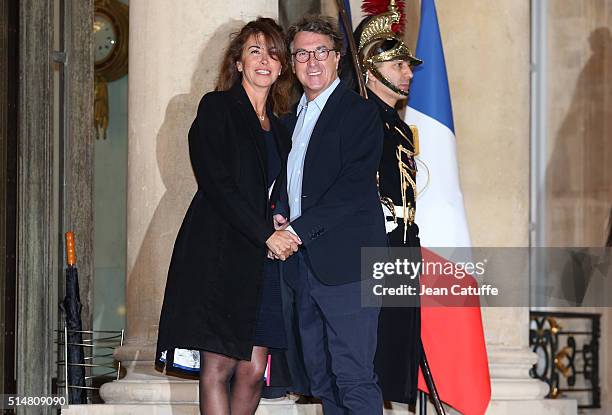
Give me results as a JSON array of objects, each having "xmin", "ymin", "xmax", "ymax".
[{"xmin": 60, "ymin": 231, "xmax": 87, "ymax": 404}]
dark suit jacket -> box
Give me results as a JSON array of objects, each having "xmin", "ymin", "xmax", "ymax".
[
  {"xmin": 283, "ymin": 81, "xmax": 387, "ymax": 285},
  {"xmin": 156, "ymin": 83, "xmax": 291, "ymax": 362}
]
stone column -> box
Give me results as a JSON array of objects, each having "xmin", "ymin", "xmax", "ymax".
[
  {"xmin": 99, "ymin": 0, "xmax": 277, "ymax": 407},
  {"xmin": 440, "ymin": 1, "xmax": 574, "ymax": 414}
]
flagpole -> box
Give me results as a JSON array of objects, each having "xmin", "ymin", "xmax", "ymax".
[
  {"xmin": 420, "ymin": 341, "xmax": 447, "ymax": 415},
  {"xmin": 335, "ymin": 0, "xmax": 367, "ymax": 98}
]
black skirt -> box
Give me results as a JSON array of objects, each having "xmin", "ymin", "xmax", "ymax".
[{"xmin": 253, "ymin": 259, "xmax": 287, "ymax": 349}]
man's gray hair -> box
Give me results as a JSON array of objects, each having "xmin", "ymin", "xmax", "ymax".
[{"xmin": 286, "ymin": 15, "xmax": 344, "ymax": 53}]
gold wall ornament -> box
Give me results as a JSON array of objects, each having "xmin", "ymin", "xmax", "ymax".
[
  {"xmin": 94, "ymin": 75, "xmax": 109, "ymax": 140},
  {"xmin": 93, "ymin": 0, "xmax": 128, "ymax": 139}
]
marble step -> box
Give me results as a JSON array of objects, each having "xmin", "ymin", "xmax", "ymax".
[{"xmin": 61, "ymin": 401, "xmax": 413, "ymax": 415}]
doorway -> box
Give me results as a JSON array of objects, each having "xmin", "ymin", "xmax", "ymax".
[{"xmin": 0, "ymin": 0, "xmax": 19, "ymax": 400}]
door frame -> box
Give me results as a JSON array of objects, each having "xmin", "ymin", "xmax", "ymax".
[{"xmin": 17, "ymin": 0, "xmax": 94, "ymax": 409}]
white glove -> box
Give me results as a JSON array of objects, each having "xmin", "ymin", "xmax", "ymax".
[{"xmin": 381, "ymin": 203, "xmax": 398, "ymax": 234}]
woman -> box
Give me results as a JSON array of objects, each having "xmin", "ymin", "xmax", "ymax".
[{"xmin": 156, "ymin": 18, "xmax": 300, "ymax": 415}]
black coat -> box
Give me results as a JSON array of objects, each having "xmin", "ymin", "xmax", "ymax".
[
  {"xmin": 281, "ymin": 81, "xmax": 388, "ymax": 285},
  {"xmin": 156, "ymin": 83, "xmax": 291, "ymax": 361}
]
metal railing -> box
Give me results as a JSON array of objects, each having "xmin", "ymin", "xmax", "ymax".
[{"xmin": 530, "ymin": 311, "xmax": 600, "ymax": 409}]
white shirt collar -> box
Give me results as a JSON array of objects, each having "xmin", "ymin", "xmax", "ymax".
[{"xmin": 297, "ymin": 77, "xmax": 341, "ymax": 115}]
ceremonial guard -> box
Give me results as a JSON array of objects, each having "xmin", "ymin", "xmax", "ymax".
[{"xmin": 342, "ymin": 0, "xmax": 426, "ymax": 407}]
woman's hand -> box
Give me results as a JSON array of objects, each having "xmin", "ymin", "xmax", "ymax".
[{"xmin": 266, "ymin": 230, "xmax": 301, "ymax": 261}]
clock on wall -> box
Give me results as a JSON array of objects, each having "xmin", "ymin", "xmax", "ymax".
[
  {"xmin": 94, "ymin": 0, "xmax": 128, "ymax": 80},
  {"xmin": 94, "ymin": 0, "xmax": 128, "ymax": 139}
]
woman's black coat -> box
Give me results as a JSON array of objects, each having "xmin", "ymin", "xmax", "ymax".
[{"xmin": 156, "ymin": 83, "xmax": 291, "ymax": 361}]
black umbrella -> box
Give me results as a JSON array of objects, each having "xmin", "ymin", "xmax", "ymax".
[{"xmin": 61, "ymin": 231, "xmax": 87, "ymax": 404}]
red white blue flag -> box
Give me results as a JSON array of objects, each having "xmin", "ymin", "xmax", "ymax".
[{"xmin": 405, "ymin": 1, "xmax": 491, "ymax": 413}]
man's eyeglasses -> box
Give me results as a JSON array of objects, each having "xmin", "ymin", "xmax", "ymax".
[{"xmin": 292, "ymin": 48, "xmax": 337, "ymax": 63}]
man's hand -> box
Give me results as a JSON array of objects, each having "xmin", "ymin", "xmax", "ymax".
[
  {"xmin": 266, "ymin": 230, "xmax": 301, "ymax": 261},
  {"xmin": 273, "ymin": 214, "xmax": 289, "ymax": 230}
]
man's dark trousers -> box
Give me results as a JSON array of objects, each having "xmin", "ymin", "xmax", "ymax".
[{"xmin": 284, "ymin": 251, "xmax": 382, "ymax": 415}]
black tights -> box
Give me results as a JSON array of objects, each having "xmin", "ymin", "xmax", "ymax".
[{"xmin": 199, "ymin": 346, "xmax": 268, "ymax": 415}]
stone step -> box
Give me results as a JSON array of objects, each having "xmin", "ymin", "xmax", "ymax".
[{"xmin": 60, "ymin": 400, "xmax": 414, "ymax": 415}]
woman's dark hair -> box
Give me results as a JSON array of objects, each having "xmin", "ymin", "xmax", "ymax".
[
  {"xmin": 216, "ymin": 17, "xmax": 292, "ymax": 115},
  {"xmin": 286, "ymin": 15, "xmax": 344, "ymax": 53}
]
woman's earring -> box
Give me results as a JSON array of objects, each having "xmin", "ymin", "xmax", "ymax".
[{"xmin": 365, "ymin": 72, "xmax": 369, "ymax": 84}]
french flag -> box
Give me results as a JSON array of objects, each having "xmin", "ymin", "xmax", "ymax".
[
  {"xmin": 405, "ymin": 0, "xmax": 491, "ymax": 414},
  {"xmin": 405, "ymin": 0, "xmax": 470, "ymax": 248}
]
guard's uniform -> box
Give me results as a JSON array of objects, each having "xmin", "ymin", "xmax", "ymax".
[{"xmin": 370, "ymin": 90, "xmax": 422, "ymax": 405}]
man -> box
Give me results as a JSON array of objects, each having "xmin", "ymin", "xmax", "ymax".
[{"xmin": 277, "ymin": 15, "xmax": 387, "ymax": 415}]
